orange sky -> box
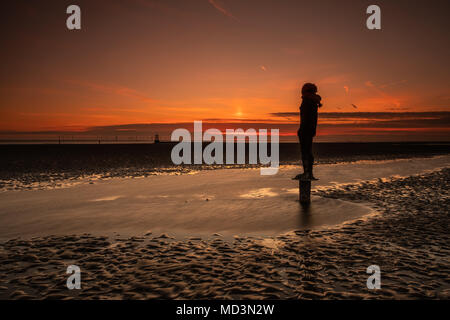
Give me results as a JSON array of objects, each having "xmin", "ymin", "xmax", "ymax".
[{"xmin": 0, "ymin": 0, "xmax": 449, "ymax": 141}]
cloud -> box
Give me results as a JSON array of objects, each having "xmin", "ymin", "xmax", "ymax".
[
  {"xmin": 207, "ymin": 0, "xmax": 238, "ymax": 21},
  {"xmin": 2, "ymin": 112, "xmax": 449, "ymax": 142},
  {"xmin": 202, "ymin": 118, "xmax": 289, "ymax": 123},
  {"xmin": 270, "ymin": 111, "xmax": 450, "ymax": 128}
]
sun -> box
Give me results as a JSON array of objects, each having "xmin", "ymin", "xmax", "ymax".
[{"xmin": 234, "ymin": 107, "xmax": 243, "ymax": 117}]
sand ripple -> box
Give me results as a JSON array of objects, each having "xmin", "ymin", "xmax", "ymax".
[{"xmin": 0, "ymin": 169, "xmax": 449, "ymax": 299}]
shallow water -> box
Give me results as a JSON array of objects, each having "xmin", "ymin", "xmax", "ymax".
[{"xmin": 0, "ymin": 155, "xmax": 448, "ymax": 240}]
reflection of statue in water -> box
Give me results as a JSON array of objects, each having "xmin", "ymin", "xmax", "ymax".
[
  {"xmin": 294, "ymin": 83, "xmax": 322, "ymax": 181},
  {"xmin": 299, "ymin": 199, "xmax": 312, "ymax": 225}
]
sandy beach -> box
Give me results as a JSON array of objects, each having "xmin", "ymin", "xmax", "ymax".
[
  {"xmin": 2, "ymin": 0, "xmax": 450, "ymax": 307},
  {"xmin": 0, "ymin": 155, "xmax": 449, "ymax": 299}
]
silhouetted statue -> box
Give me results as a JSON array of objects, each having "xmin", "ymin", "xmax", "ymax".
[{"xmin": 294, "ymin": 83, "xmax": 322, "ymax": 181}]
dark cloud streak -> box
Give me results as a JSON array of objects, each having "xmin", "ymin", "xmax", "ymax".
[
  {"xmin": 1, "ymin": 112, "xmax": 448, "ymax": 142},
  {"xmin": 271, "ymin": 111, "xmax": 450, "ymax": 120}
]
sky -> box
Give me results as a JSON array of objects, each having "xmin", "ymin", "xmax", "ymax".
[{"xmin": 0, "ymin": 0, "xmax": 449, "ymax": 142}]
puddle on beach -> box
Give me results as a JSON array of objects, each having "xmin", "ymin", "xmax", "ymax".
[{"xmin": 2, "ymin": 155, "xmax": 447, "ymax": 241}]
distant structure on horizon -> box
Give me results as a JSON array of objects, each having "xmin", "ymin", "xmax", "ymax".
[{"xmin": 154, "ymin": 134, "xmax": 160, "ymax": 143}]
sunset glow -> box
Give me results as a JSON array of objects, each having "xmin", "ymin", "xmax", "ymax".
[{"xmin": 1, "ymin": 0, "xmax": 449, "ymax": 141}]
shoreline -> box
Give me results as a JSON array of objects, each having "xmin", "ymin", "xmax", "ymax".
[
  {"xmin": 1, "ymin": 142, "xmax": 449, "ymax": 193},
  {"xmin": 1, "ymin": 153, "xmax": 449, "ymax": 193}
]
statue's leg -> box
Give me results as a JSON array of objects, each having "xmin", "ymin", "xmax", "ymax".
[
  {"xmin": 309, "ymin": 137, "xmax": 318, "ymax": 180},
  {"xmin": 293, "ymin": 132, "xmax": 307, "ymax": 180}
]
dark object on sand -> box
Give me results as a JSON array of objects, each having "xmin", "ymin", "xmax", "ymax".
[
  {"xmin": 292, "ymin": 173, "xmax": 319, "ymax": 181},
  {"xmin": 299, "ymin": 179, "xmax": 311, "ymax": 204},
  {"xmin": 294, "ymin": 83, "xmax": 322, "ymax": 203},
  {"xmin": 296, "ymin": 171, "xmax": 319, "ymax": 204},
  {"xmin": 298, "ymin": 83, "xmax": 322, "ymax": 185}
]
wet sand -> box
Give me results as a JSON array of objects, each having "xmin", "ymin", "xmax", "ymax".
[
  {"xmin": 1, "ymin": 156, "xmax": 449, "ymax": 239},
  {"xmin": 1, "ymin": 142, "xmax": 449, "ymax": 193},
  {"xmin": 0, "ymin": 157, "xmax": 449, "ymax": 299}
]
